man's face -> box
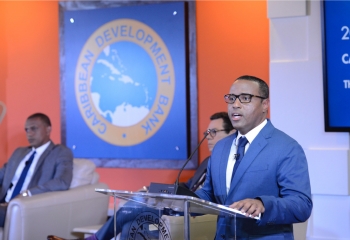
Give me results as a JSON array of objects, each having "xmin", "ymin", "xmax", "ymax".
[
  {"xmin": 25, "ymin": 117, "xmax": 51, "ymax": 148},
  {"xmin": 206, "ymin": 118, "xmax": 235, "ymax": 152},
  {"xmin": 227, "ymin": 80, "xmax": 269, "ymax": 135}
]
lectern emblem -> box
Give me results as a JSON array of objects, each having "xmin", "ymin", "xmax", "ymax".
[{"xmin": 128, "ymin": 211, "xmax": 171, "ymax": 240}]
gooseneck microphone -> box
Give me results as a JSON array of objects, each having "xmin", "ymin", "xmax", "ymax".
[
  {"xmin": 174, "ymin": 129, "xmax": 210, "ymax": 187},
  {"xmin": 148, "ymin": 129, "xmax": 211, "ymax": 197}
]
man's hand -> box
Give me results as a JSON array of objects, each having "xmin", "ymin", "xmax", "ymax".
[{"xmin": 229, "ymin": 198, "xmax": 265, "ymax": 218}]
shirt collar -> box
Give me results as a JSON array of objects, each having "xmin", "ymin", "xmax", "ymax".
[
  {"xmin": 31, "ymin": 140, "xmax": 51, "ymax": 155},
  {"xmin": 236, "ymin": 119, "xmax": 267, "ymax": 144}
]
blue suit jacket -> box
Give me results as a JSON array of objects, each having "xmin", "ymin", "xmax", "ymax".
[{"xmin": 195, "ymin": 120, "xmax": 312, "ymax": 240}]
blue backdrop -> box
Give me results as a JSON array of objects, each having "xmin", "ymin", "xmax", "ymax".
[
  {"xmin": 324, "ymin": 0, "xmax": 350, "ymax": 131},
  {"xmin": 61, "ymin": 2, "xmax": 189, "ymax": 164}
]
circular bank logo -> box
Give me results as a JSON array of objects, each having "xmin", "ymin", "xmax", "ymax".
[
  {"xmin": 128, "ymin": 211, "xmax": 171, "ymax": 240},
  {"xmin": 75, "ymin": 19, "xmax": 175, "ymax": 146}
]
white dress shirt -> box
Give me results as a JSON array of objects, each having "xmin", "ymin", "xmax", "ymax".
[
  {"xmin": 226, "ymin": 120, "xmax": 267, "ymax": 193},
  {"xmin": 5, "ymin": 141, "xmax": 51, "ymax": 202}
]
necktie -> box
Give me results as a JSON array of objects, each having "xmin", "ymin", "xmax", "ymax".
[
  {"xmin": 10, "ymin": 151, "xmax": 36, "ymax": 200},
  {"xmin": 231, "ymin": 137, "xmax": 248, "ymax": 182}
]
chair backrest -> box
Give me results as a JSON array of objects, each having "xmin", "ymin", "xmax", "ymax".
[{"xmin": 69, "ymin": 159, "xmax": 99, "ymax": 189}]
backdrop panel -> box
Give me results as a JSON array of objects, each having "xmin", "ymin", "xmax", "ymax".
[
  {"xmin": 59, "ymin": 1, "xmax": 198, "ymax": 168},
  {"xmin": 323, "ymin": 0, "xmax": 350, "ymax": 132}
]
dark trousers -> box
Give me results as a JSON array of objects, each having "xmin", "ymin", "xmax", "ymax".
[{"xmin": 0, "ymin": 203, "xmax": 8, "ymax": 227}]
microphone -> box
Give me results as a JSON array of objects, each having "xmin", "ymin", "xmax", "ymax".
[
  {"xmin": 234, "ymin": 154, "xmax": 240, "ymax": 160},
  {"xmin": 174, "ymin": 130, "xmax": 210, "ymax": 187},
  {"xmin": 148, "ymin": 129, "xmax": 210, "ymax": 197}
]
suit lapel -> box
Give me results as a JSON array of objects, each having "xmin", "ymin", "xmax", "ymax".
[
  {"xmin": 9, "ymin": 148, "xmax": 32, "ymax": 179},
  {"xmin": 221, "ymin": 134, "xmax": 237, "ymax": 203},
  {"xmin": 1, "ymin": 147, "xmax": 31, "ymax": 197},
  {"xmin": 31, "ymin": 142, "xmax": 54, "ymax": 182},
  {"xmin": 28, "ymin": 142, "xmax": 54, "ymax": 188},
  {"xmin": 227, "ymin": 121, "xmax": 273, "ymax": 199}
]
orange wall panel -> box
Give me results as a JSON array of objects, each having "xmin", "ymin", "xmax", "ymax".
[
  {"xmin": 0, "ymin": 2, "xmax": 7, "ymax": 165},
  {"xmin": 197, "ymin": 0, "xmax": 269, "ymax": 161},
  {"xmin": 3, "ymin": 1, "xmax": 61, "ymax": 158}
]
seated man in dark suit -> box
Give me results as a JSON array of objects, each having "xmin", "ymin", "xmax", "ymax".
[
  {"xmin": 0, "ymin": 113, "xmax": 74, "ymax": 227},
  {"xmin": 48, "ymin": 111, "xmax": 235, "ymax": 240}
]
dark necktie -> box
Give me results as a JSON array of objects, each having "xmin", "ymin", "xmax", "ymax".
[
  {"xmin": 10, "ymin": 151, "xmax": 36, "ymax": 200},
  {"xmin": 231, "ymin": 137, "xmax": 248, "ymax": 182}
]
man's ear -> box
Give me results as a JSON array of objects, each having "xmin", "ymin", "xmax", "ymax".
[
  {"xmin": 262, "ymin": 98, "xmax": 270, "ymax": 113},
  {"xmin": 46, "ymin": 126, "xmax": 52, "ymax": 136}
]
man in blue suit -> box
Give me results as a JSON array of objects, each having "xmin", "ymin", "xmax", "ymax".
[{"xmin": 195, "ymin": 75, "xmax": 312, "ymax": 239}]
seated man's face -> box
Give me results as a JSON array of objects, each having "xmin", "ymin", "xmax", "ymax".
[
  {"xmin": 206, "ymin": 118, "xmax": 235, "ymax": 152},
  {"xmin": 25, "ymin": 117, "xmax": 51, "ymax": 148}
]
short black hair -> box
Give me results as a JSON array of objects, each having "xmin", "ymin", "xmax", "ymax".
[
  {"xmin": 210, "ymin": 112, "xmax": 234, "ymax": 134},
  {"xmin": 236, "ymin": 75, "xmax": 269, "ymax": 99},
  {"xmin": 27, "ymin": 113, "xmax": 51, "ymax": 127}
]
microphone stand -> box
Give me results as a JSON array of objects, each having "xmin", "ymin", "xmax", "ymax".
[
  {"xmin": 148, "ymin": 130, "xmax": 210, "ymax": 197},
  {"xmin": 174, "ymin": 130, "xmax": 209, "ymax": 186}
]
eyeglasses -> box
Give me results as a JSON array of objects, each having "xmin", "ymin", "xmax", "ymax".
[
  {"xmin": 224, "ymin": 94, "xmax": 266, "ymax": 104},
  {"xmin": 204, "ymin": 129, "xmax": 227, "ymax": 138},
  {"xmin": 25, "ymin": 126, "xmax": 39, "ymax": 133}
]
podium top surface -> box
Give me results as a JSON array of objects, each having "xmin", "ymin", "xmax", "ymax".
[{"xmin": 95, "ymin": 188, "xmax": 260, "ymax": 220}]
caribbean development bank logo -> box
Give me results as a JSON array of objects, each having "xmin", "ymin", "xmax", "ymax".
[
  {"xmin": 75, "ymin": 19, "xmax": 175, "ymax": 146},
  {"xmin": 128, "ymin": 212, "xmax": 171, "ymax": 240}
]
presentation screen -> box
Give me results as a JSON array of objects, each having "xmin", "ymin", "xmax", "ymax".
[{"xmin": 323, "ymin": 0, "xmax": 350, "ymax": 132}]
